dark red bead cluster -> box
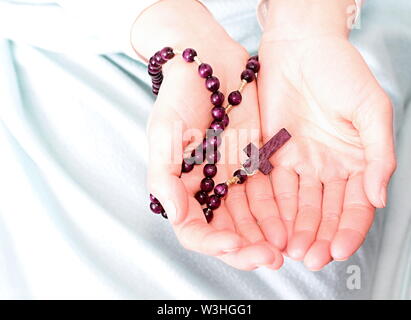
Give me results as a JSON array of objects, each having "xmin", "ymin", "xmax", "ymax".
[
  {"xmin": 148, "ymin": 47, "xmax": 260, "ymax": 223},
  {"xmin": 149, "ymin": 194, "xmax": 168, "ymax": 219},
  {"xmin": 148, "ymin": 47, "xmax": 175, "ymax": 95}
]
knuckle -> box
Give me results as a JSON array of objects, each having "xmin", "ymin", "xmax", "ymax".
[
  {"xmin": 321, "ymin": 211, "xmax": 341, "ymax": 222},
  {"xmin": 256, "ymin": 215, "xmax": 280, "ymax": 226},
  {"xmin": 274, "ymin": 191, "xmax": 297, "ymax": 201},
  {"xmin": 299, "ymin": 204, "xmax": 321, "ymax": 213},
  {"xmin": 235, "ymin": 216, "xmax": 257, "ymax": 228},
  {"xmin": 226, "ymin": 189, "xmax": 246, "ymax": 202},
  {"xmin": 252, "ymin": 192, "xmax": 274, "ymax": 202}
]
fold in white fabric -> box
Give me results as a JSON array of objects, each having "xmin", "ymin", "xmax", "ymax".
[
  {"xmin": 0, "ymin": 0, "xmax": 260, "ymax": 57},
  {"xmin": 0, "ymin": 0, "xmax": 410, "ymax": 299},
  {"xmin": 0, "ymin": 0, "xmax": 154, "ymax": 56}
]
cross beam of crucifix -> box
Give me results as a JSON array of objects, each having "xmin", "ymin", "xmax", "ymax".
[{"xmin": 242, "ymin": 128, "xmax": 292, "ymax": 175}]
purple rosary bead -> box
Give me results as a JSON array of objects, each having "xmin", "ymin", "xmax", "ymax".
[
  {"xmin": 200, "ymin": 177, "xmax": 215, "ymax": 192},
  {"xmin": 198, "ymin": 63, "xmax": 213, "ymax": 78},
  {"xmin": 152, "ymin": 79, "xmax": 163, "ymax": 86},
  {"xmin": 246, "ymin": 59, "xmax": 260, "ymax": 73},
  {"xmin": 150, "ymin": 194, "xmax": 160, "ymax": 204},
  {"xmin": 206, "ymin": 135, "xmax": 222, "ymax": 149},
  {"xmin": 191, "ymin": 148, "xmax": 205, "ymax": 164},
  {"xmin": 203, "ymin": 208, "xmax": 214, "ymax": 223},
  {"xmin": 234, "ymin": 169, "xmax": 248, "ymax": 184},
  {"xmin": 182, "ymin": 48, "xmax": 197, "ymax": 62},
  {"xmin": 195, "ymin": 191, "xmax": 209, "ymax": 205},
  {"xmin": 207, "ymin": 195, "xmax": 221, "ymax": 210},
  {"xmin": 203, "ymin": 164, "xmax": 217, "ymax": 178},
  {"xmin": 222, "ymin": 114, "xmax": 229, "ymax": 127},
  {"xmin": 248, "ymin": 55, "xmax": 259, "ymax": 62},
  {"xmin": 149, "ymin": 56, "xmax": 160, "ymax": 67},
  {"xmin": 148, "ymin": 63, "xmax": 161, "ymax": 73},
  {"xmin": 241, "ymin": 69, "xmax": 255, "ymax": 83},
  {"xmin": 201, "ymin": 139, "xmax": 209, "ymax": 152},
  {"xmin": 205, "ymin": 76, "xmax": 220, "ymax": 92},
  {"xmin": 228, "ymin": 91, "xmax": 242, "ymax": 106},
  {"xmin": 151, "ymin": 73, "xmax": 163, "ymax": 81},
  {"xmin": 210, "ymin": 120, "xmax": 225, "ymax": 131},
  {"xmin": 160, "ymin": 47, "xmax": 175, "ymax": 60},
  {"xmin": 150, "ymin": 202, "xmax": 164, "ymax": 214},
  {"xmin": 206, "ymin": 150, "xmax": 221, "ymax": 164},
  {"xmin": 154, "ymin": 51, "xmax": 166, "ymax": 65},
  {"xmin": 182, "ymin": 159, "xmax": 194, "ymax": 173},
  {"xmin": 214, "ymin": 183, "xmax": 228, "ymax": 198},
  {"xmin": 210, "ymin": 91, "xmax": 225, "ymax": 106},
  {"xmin": 211, "ymin": 106, "xmax": 226, "ymax": 121},
  {"xmin": 148, "ymin": 69, "xmax": 161, "ymax": 77},
  {"xmin": 152, "ymin": 73, "xmax": 163, "ymax": 81}
]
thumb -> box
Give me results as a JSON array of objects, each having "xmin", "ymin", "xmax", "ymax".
[
  {"xmin": 353, "ymin": 94, "xmax": 396, "ymax": 208},
  {"xmin": 149, "ymin": 172, "xmax": 188, "ymax": 224},
  {"xmin": 147, "ymin": 111, "xmax": 188, "ymax": 224}
]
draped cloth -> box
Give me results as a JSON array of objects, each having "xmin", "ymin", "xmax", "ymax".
[{"xmin": 0, "ymin": 0, "xmax": 410, "ymax": 299}]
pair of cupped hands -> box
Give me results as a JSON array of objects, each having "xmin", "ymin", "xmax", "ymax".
[{"xmin": 133, "ymin": 0, "xmax": 396, "ymax": 271}]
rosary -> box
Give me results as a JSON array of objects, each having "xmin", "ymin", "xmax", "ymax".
[{"xmin": 147, "ymin": 47, "xmax": 291, "ymax": 223}]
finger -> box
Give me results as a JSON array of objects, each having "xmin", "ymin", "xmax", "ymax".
[
  {"xmin": 147, "ymin": 112, "xmax": 188, "ymax": 224},
  {"xmin": 271, "ymin": 166, "xmax": 298, "ymax": 244},
  {"xmin": 219, "ymin": 242, "xmax": 284, "ymax": 271},
  {"xmin": 225, "ymin": 184, "xmax": 265, "ymax": 244},
  {"xmin": 304, "ymin": 179, "xmax": 346, "ymax": 270},
  {"xmin": 246, "ymin": 172, "xmax": 287, "ymax": 250},
  {"xmin": 353, "ymin": 93, "xmax": 396, "ymax": 208},
  {"xmin": 287, "ymin": 174, "xmax": 322, "ymax": 261},
  {"xmin": 303, "ymin": 240, "xmax": 332, "ymax": 271},
  {"xmin": 174, "ymin": 197, "xmax": 243, "ymax": 256},
  {"xmin": 330, "ymin": 174, "xmax": 375, "ymax": 261}
]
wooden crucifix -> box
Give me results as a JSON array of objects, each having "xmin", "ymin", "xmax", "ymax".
[{"xmin": 242, "ymin": 128, "xmax": 291, "ymax": 175}]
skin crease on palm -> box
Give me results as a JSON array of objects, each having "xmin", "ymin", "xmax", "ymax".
[{"xmin": 133, "ymin": 0, "xmax": 396, "ymax": 271}]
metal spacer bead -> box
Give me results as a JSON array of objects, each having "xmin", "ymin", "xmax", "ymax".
[
  {"xmin": 194, "ymin": 56, "xmax": 202, "ymax": 66},
  {"xmin": 173, "ymin": 48, "xmax": 182, "ymax": 55},
  {"xmin": 238, "ymin": 79, "xmax": 247, "ymax": 93},
  {"xmin": 226, "ymin": 176, "xmax": 240, "ymax": 186},
  {"xmin": 225, "ymin": 104, "xmax": 234, "ymax": 113}
]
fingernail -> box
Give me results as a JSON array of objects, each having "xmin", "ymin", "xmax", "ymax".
[
  {"xmin": 163, "ymin": 200, "xmax": 177, "ymax": 223},
  {"xmin": 380, "ymin": 186, "xmax": 387, "ymax": 207},
  {"xmin": 334, "ymin": 257, "xmax": 349, "ymax": 262}
]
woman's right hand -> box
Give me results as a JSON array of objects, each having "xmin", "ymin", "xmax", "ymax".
[{"xmin": 132, "ymin": 0, "xmax": 286, "ymax": 270}]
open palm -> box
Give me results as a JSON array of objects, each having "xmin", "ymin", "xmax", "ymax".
[
  {"xmin": 258, "ymin": 36, "xmax": 396, "ymax": 270},
  {"xmin": 148, "ymin": 46, "xmax": 286, "ymax": 270}
]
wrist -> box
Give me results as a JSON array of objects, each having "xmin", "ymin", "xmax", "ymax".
[
  {"xmin": 131, "ymin": 0, "xmax": 239, "ymax": 62},
  {"xmin": 262, "ymin": 0, "xmax": 356, "ymax": 42}
]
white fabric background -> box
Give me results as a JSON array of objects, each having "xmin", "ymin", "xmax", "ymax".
[{"xmin": 0, "ymin": 0, "xmax": 410, "ymax": 299}]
